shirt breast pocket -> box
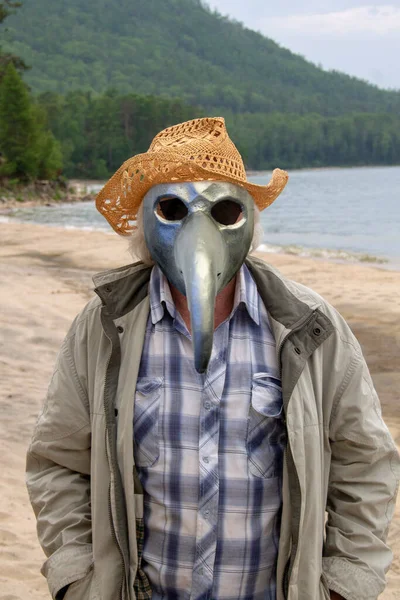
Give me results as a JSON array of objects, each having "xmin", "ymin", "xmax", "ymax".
[
  {"xmin": 247, "ymin": 373, "xmax": 286, "ymax": 479},
  {"xmin": 134, "ymin": 377, "xmax": 163, "ymax": 468}
]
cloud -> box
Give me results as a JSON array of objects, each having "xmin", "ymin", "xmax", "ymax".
[
  {"xmin": 207, "ymin": 1, "xmax": 400, "ymax": 88},
  {"xmin": 266, "ymin": 5, "xmax": 400, "ymax": 36}
]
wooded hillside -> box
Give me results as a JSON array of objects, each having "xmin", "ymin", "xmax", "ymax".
[
  {"xmin": 2, "ymin": 0, "xmax": 400, "ymax": 177},
  {"xmin": 5, "ymin": 0, "xmax": 400, "ymax": 116}
]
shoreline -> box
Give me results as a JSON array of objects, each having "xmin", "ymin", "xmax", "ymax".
[
  {"xmin": 257, "ymin": 243, "xmax": 397, "ymax": 271},
  {"xmin": 1, "ymin": 212, "xmax": 397, "ymax": 271},
  {"xmin": 0, "ymin": 221, "xmax": 399, "ymax": 598},
  {"xmin": 247, "ymin": 164, "xmax": 400, "ymax": 176},
  {"xmin": 0, "ymin": 179, "xmax": 96, "ymax": 211},
  {"xmin": 2, "ymin": 169, "xmax": 398, "ymax": 271}
]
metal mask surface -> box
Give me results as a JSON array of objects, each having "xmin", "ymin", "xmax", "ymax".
[{"xmin": 143, "ymin": 181, "xmax": 255, "ymax": 373}]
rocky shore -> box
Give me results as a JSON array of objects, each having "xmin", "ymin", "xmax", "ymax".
[{"xmin": 0, "ymin": 179, "xmax": 97, "ymax": 211}]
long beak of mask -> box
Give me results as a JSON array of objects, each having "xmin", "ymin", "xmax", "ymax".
[
  {"xmin": 142, "ymin": 182, "xmax": 255, "ymax": 375},
  {"xmin": 175, "ymin": 212, "xmax": 227, "ymax": 373}
]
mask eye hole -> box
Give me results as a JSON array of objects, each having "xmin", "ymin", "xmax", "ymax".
[
  {"xmin": 211, "ymin": 199, "xmax": 243, "ymax": 226},
  {"xmin": 156, "ymin": 197, "xmax": 188, "ymax": 221}
]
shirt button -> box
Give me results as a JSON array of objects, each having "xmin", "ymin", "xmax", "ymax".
[
  {"xmin": 202, "ymin": 456, "xmax": 209, "ymax": 464},
  {"xmin": 204, "ymin": 401, "xmax": 211, "ymax": 410},
  {"xmin": 204, "ymin": 510, "xmax": 210, "ymax": 519},
  {"xmin": 198, "ymin": 568, "xmax": 204, "ymax": 575}
]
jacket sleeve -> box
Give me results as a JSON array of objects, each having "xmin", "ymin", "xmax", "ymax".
[
  {"xmin": 26, "ymin": 332, "xmax": 93, "ymax": 600},
  {"xmin": 323, "ymin": 347, "xmax": 400, "ymax": 600}
]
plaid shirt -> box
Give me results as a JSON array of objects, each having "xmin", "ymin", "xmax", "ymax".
[{"xmin": 134, "ymin": 264, "xmax": 286, "ymax": 600}]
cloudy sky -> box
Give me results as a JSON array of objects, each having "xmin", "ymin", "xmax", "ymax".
[{"xmin": 206, "ymin": 1, "xmax": 400, "ymax": 90}]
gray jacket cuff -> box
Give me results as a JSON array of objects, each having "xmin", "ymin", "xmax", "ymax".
[
  {"xmin": 323, "ymin": 557, "xmax": 385, "ymax": 600},
  {"xmin": 41, "ymin": 544, "xmax": 93, "ymax": 599}
]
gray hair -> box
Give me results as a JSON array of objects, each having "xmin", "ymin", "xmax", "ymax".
[{"xmin": 128, "ymin": 203, "xmax": 263, "ymax": 264}]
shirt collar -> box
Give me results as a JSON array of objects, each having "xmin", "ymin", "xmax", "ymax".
[
  {"xmin": 149, "ymin": 263, "xmax": 260, "ymax": 327},
  {"xmin": 234, "ymin": 262, "xmax": 260, "ymax": 325},
  {"xmin": 149, "ymin": 265, "xmax": 177, "ymax": 325}
]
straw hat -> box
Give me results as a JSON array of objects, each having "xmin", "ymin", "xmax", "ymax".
[{"xmin": 96, "ymin": 117, "xmax": 288, "ymax": 235}]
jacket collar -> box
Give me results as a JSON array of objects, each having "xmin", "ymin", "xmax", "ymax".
[
  {"xmin": 93, "ymin": 256, "xmax": 323, "ymax": 334},
  {"xmin": 245, "ymin": 256, "xmax": 313, "ymax": 328},
  {"xmin": 93, "ymin": 261, "xmax": 152, "ymax": 318}
]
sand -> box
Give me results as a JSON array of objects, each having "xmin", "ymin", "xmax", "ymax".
[{"xmin": 0, "ymin": 222, "xmax": 399, "ymax": 599}]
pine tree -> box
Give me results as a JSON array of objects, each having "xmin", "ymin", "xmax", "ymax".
[
  {"xmin": 0, "ymin": 63, "xmax": 62, "ymax": 179},
  {"xmin": 0, "ymin": 1, "xmax": 28, "ymax": 78},
  {"xmin": 0, "ymin": 1, "xmax": 22, "ymax": 23}
]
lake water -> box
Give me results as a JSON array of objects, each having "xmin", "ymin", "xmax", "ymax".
[{"xmin": 3, "ymin": 166, "xmax": 400, "ymax": 267}]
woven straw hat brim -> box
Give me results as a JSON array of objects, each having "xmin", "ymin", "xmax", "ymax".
[{"xmin": 96, "ymin": 152, "xmax": 288, "ymax": 236}]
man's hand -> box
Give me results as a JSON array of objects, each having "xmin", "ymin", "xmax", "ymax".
[{"xmin": 330, "ymin": 592, "xmax": 345, "ymax": 600}]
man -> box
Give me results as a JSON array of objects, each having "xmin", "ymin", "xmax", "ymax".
[{"xmin": 27, "ymin": 117, "xmax": 399, "ymax": 600}]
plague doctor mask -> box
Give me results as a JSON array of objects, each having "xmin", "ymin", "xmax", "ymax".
[
  {"xmin": 143, "ymin": 181, "xmax": 255, "ymax": 373},
  {"xmin": 96, "ymin": 117, "xmax": 289, "ymax": 372}
]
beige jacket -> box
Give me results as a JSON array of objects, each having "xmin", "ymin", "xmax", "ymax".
[{"xmin": 26, "ymin": 257, "xmax": 400, "ymax": 600}]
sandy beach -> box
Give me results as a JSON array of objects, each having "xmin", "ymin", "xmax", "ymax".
[{"xmin": 0, "ymin": 221, "xmax": 399, "ymax": 599}]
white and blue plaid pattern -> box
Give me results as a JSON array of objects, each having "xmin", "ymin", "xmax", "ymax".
[{"xmin": 134, "ymin": 264, "xmax": 286, "ymax": 599}]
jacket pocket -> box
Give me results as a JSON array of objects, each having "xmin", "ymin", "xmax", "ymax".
[
  {"xmin": 247, "ymin": 373, "xmax": 285, "ymax": 478},
  {"xmin": 134, "ymin": 377, "xmax": 163, "ymax": 468}
]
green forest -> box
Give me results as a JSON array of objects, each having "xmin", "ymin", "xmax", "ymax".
[
  {"xmin": 5, "ymin": 0, "xmax": 400, "ymax": 116},
  {"xmin": 1, "ymin": 0, "xmax": 400, "ymax": 181},
  {"xmin": 37, "ymin": 91, "xmax": 400, "ymax": 177}
]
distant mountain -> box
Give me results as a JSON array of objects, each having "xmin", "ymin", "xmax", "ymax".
[{"xmin": 4, "ymin": 0, "xmax": 400, "ymax": 116}]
